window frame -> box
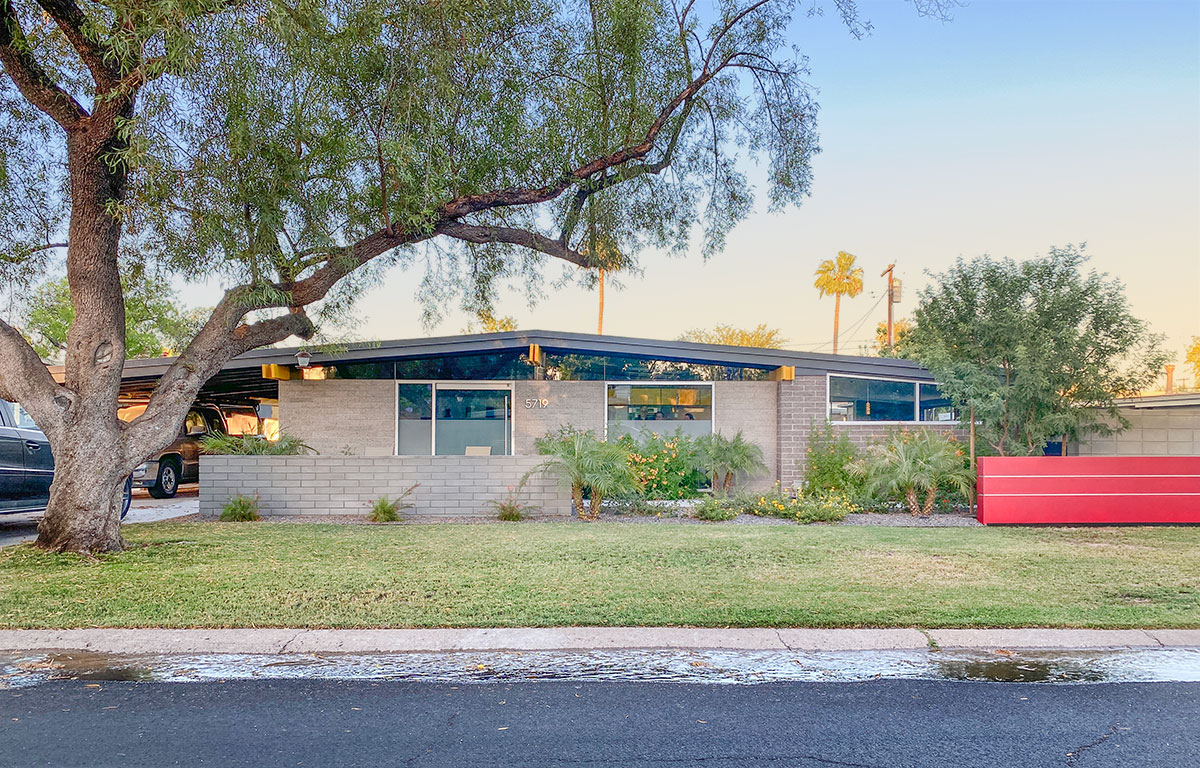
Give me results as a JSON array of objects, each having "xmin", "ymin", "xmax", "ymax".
[
  {"xmin": 603, "ymin": 381, "xmax": 716, "ymax": 441},
  {"xmin": 395, "ymin": 380, "xmax": 516, "ymax": 456},
  {"xmin": 826, "ymin": 373, "xmax": 958, "ymax": 426}
]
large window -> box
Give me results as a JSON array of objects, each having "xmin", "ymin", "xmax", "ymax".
[
  {"xmin": 828, "ymin": 376, "xmax": 956, "ymax": 423},
  {"xmin": 396, "ymin": 383, "xmax": 512, "ymax": 455},
  {"xmin": 607, "ymin": 384, "xmax": 713, "ymax": 440}
]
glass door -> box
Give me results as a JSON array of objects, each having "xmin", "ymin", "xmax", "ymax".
[{"xmin": 433, "ymin": 387, "xmax": 511, "ymax": 456}]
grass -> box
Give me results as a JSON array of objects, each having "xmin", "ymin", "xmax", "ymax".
[{"xmin": 0, "ymin": 522, "xmax": 1197, "ymax": 629}]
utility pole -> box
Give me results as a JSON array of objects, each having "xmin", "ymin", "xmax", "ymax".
[{"xmin": 880, "ymin": 263, "xmax": 896, "ymax": 347}]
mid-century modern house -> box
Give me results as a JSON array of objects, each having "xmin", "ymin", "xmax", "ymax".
[{"xmin": 101, "ymin": 330, "xmax": 961, "ymax": 516}]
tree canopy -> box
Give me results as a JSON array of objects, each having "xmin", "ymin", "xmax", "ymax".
[
  {"xmin": 679, "ymin": 323, "xmax": 787, "ymax": 348},
  {"xmin": 907, "ymin": 245, "xmax": 1167, "ymax": 456}
]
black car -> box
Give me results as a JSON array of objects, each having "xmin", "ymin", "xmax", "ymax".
[{"xmin": 0, "ymin": 400, "xmax": 131, "ymax": 518}]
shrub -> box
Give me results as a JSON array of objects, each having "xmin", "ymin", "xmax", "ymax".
[
  {"xmin": 803, "ymin": 422, "xmax": 863, "ymax": 498},
  {"xmin": 535, "ymin": 427, "xmax": 637, "ymax": 520},
  {"xmin": 201, "ymin": 432, "xmax": 313, "ymax": 455},
  {"xmin": 220, "ymin": 494, "xmax": 261, "ymax": 522},
  {"xmin": 744, "ymin": 485, "xmax": 856, "ymax": 524},
  {"xmin": 691, "ymin": 496, "xmax": 739, "ymax": 522},
  {"xmin": 696, "ymin": 431, "xmax": 768, "ymax": 492},
  {"xmin": 850, "ymin": 430, "xmax": 974, "ymax": 516},
  {"xmin": 488, "ymin": 478, "xmax": 538, "ymax": 522},
  {"xmin": 619, "ymin": 429, "xmax": 706, "ymax": 500},
  {"xmin": 369, "ymin": 484, "xmax": 417, "ymax": 522}
]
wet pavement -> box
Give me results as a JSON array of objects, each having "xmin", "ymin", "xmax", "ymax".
[{"xmin": 3, "ymin": 647, "xmax": 1199, "ymax": 687}]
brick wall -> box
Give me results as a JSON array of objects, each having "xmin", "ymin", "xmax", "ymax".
[
  {"xmin": 278, "ymin": 379, "xmax": 396, "ymax": 456},
  {"xmin": 713, "ymin": 381, "xmax": 778, "ymax": 489},
  {"xmin": 1074, "ymin": 406, "xmax": 1200, "ymax": 457},
  {"xmin": 512, "ymin": 381, "xmax": 605, "ymax": 454},
  {"xmin": 778, "ymin": 376, "xmax": 962, "ymax": 490},
  {"xmin": 200, "ymin": 454, "xmax": 571, "ymax": 517}
]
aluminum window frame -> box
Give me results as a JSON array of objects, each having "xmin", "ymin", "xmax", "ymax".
[
  {"xmin": 395, "ymin": 380, "xmax": 516, "ymax": 456},
  {"xmin": 826, "ymin": 372, "xmax": 922, "ymax": 425},
  {"xmin": 603, "ymin": 381, "xmax": 716, "ymax": 442}
]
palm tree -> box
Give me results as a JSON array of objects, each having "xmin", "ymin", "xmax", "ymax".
[
  {"xmin": 696, "ymin": 431, "xmax": 768, "ymax": 493},
  {"xmin": 581, "ymin": 238, "xmax": 623, "ymax": 335},
  {"xmin": 850, "ymin": 431, "xmax": 975, "ymax": 516},
  {"xmin": 533, "ymin": 428, "xmax": 636, "ymax": 519},
  {"xmin": 814, "ymin": 251, "xmax": 864, "ymax": 354}
]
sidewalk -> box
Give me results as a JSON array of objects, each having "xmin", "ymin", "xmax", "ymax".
[{"xmin": 0, "ymin": 627, "xmax": 1196, "ymax": 655}]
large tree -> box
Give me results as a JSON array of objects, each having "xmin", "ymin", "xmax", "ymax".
[
  {"xmin": 0, "ymin": 0, "xmax": 950, "ymax": 552},
  {"xmin": 907, "ymin": 245, "xmax": 1167, "ymax": 456}
]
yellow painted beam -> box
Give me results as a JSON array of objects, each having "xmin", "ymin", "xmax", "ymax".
[
  {"xmin": 769, "ymin": 365, "xmax": 795, "ymax": 382},
  {"xmin": 262, "ymin": 363, "xmax": 296, "ymax": 381},
  {"xmin": 528, "ymin": 343, "xmax": 544, "ymax": 365}
]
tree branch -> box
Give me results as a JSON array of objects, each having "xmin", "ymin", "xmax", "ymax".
[
  {"xmin": 0, "ymin": 316, "xmax": 71, "ymax": 440},
  {"xmin": 436, "ymin": 220, "xmax": 591, "ymax": 267},
  {"xmin": 0, "ymin": 0, "xmax": 89, "ymax": 126},
  {"xmin": 34, "ymin": 0, "xmax": 118, "ymax": 88}
]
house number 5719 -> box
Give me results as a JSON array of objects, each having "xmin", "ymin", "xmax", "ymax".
[{"xmin": 524, "ymin": 398, "xmax": 549, "ymax": 409}]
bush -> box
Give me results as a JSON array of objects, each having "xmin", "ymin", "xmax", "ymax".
[
  {"xmin": 220, "ymin": 494, "xmax": 261, "ymax": 522},
  {"xmin": 488, "ymin": 478, "xmax": 538, "ymax": 522},
  {"xmin": 201, "ymin": 432, "xmax": 313, "ymax": 455},
  {"xmin": 803, "ymin": 422, "xmax": 863, "ymax": 498},
  {"xmin": 369, "ymin": 485, "xmax": 417, "ymax": 522},
  {"xmin": 744, "ymin": 485, "xmax": 856, "ymax": 524},
  {"xmin": 619, "ymin": 429, "xmax": 706, "ymax": 500},
  {"xmin": 696, "ymin": 431, "xmax": 768, "ymax": 493},
  {"xmin": 535, "ymin": 427, "xmax": 636, "ymax": 520},
  {"xmin": 850, "ymin": 430, "xmax": 974, "ymax": 516},
  {"xmin": 691, "ymin": 496, "xmax": 739, "ymax": 522}
]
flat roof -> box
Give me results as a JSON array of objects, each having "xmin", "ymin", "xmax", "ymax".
[{"xmin": 49, "ymin": 329, "xmax": 935, "ymax": 388}]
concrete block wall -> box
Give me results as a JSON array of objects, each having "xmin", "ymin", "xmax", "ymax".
[
  {"xmin": 278, "ymin": 379, "xmax": 396, "ymax": 456},
  {"xmin": 513, "ymin": 381, "xmax": 605, "ymax": 454},
  {"xmin": 713, "ymin": 380, "xmax": 778, "ymax": 489},
  {"xmin": 200, "ymin": 455, "xmax": 571, "ymax": 517},
  {"xmin": 1074, "ymin": 407, "xmax": 1200, "ymax": 457},
  {"xmin": 778, "ymin": 376, "xmax": 962, "ymax": 490}
]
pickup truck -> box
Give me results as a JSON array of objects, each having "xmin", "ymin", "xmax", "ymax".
[
  {"xmin": 0, "ymin": 400, "xmax": 131, "ymax": 517},
  {"xmin": 131, "ymin": 404, "xmax": 227, "ymax": 498}
]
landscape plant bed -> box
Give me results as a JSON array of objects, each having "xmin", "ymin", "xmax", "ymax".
[{"xmin": 0, "ymin": 523, "xmax": 1197, "ymax": 629}]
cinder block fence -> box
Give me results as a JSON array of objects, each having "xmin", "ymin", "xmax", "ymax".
[{"xmin": 199, "ymin": 455, "xmax": 572, "ymax": 518}]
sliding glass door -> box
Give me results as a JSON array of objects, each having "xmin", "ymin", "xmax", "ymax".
[{"xmin": 396, "ymin": 383, "xmax": 512, "ymax": 456}]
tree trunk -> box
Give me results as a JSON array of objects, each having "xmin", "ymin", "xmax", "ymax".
[
  {"xmin": 597, "ymin": 268, "xmax": 605, "ymax": 335},
  {"xmin": 723, "ymin": 472, "xmax": 733, "ymax": 493},
  {"xmin": 921, "ymin": 483, "xmax": 939, "ymax": 517},
  {"xmin": 904, "ymin": 488, "xmax": 921, "ymax": 516},
  {"xmin": 35, "ymin": 444, "xmax": 128, "ymax": 553},
  {"xmin": 832, "ymin": 293, "xmax": 841, "ymax": 354},
  {"xmin": 589, "ymin": 490, "xmax": 604, "ymax": 520},
  {"xmin": 573, "ymin": 484, "xmax": 586, "ymax": 520}
]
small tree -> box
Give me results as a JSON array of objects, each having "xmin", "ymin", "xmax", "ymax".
[
  {"xmin": 696, "ymin": 431, "xmax": 767, "ymax": 492},
  {"xmin": 534, "ymin": 428, "xmax": 636, "ymax": 520},
  {"xmin": 1186, "ymin": 337, "xmax": 1200, "ymax": 389},
  {"xmin": 908, "ymin": 246, "xmax": 1167, "ymax": 457},
  {"xmin": 851, "ymin": 431, "xmax": 973, "ymax": 516}
]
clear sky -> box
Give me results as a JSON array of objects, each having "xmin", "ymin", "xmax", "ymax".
[{"xmin": 200, "ymin": 1, "xmax": 1200, "ymax": 379}]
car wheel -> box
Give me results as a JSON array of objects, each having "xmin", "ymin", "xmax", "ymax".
[
  {"xmin": 121, "ymin": 476, "xmax": 132, "ymax": 520},
  {"xmin": 148, "ymin": 460, "xmax": 179, "ymax": 499}
]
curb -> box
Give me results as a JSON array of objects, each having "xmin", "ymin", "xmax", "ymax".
[{"xmin": 0, "ymin": 628, "xmax": 1197, "ymax": 655}]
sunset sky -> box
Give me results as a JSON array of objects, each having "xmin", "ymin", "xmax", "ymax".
[{"xmin": 195, "ymin": 0, "xmax": 1200, "ymax": 380}]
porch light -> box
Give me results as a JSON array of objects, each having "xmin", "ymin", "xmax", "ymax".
[{"xmin": 295, "ymin": 350, "xmax": 312, "ymax": 368}]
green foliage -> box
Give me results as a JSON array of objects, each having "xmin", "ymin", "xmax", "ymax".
[
  {"xmin": 534, "ymin": 427, "xmax": 636, "ymax": 519},
  {"xmin": 691, "ymin": 496, "xmax": 740, "ymax": 522},
  {"xmin": 678, "ymin": 324, "xmax": 787, "ymax": 349},
  {"xmin": 220, "ymin": 494, "xmax": 261, "ymax": 522},
  {"xmin": 369, "ymin": 486, "xmax": 417, "ymax": 523},
  {"xmin": 200, "ymin": 432, "xmax": 313, "ymax": 456},
  {"xmin": 20, "ymin": 273, "xmax": 207, "ymax": 361},
  {"xmin": 802, "ymin": 422, "xmax": 865, "ymax": 500},
  {"xmin": 850, "ymin": 430, "xmax": 974, "ymax": 517},
  {"xmin": 619, "ymin": 429, "xmax": 706, "ymax": 500},
  {"xmin": 488, "ymin": 477, "xmax": 538, "ymax": 522},
  {"xmin": 908, "ymin": 246, "xmax": 1168, "ymax": 455},
  {"xmin": 696, "ymin": 430, "xmax": 768, "ymax": 493}
]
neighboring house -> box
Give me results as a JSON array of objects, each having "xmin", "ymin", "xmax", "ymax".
[
  {"xmin": 50, "ymin": 330, "xmax": 961, "ymax": 516},
  {"xmin": 1073, "ymin": 392, "xmax": 1200, "ymax": 457}
]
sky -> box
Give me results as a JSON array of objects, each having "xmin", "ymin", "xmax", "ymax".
[{"xmin": 189, "ymin": 0, "xmax": 1200, "ymax": 380}]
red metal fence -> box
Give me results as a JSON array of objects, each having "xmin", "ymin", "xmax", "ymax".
[{"xmin": 976, "ymin": 456, "xmax": 1200, "ymax": 525}]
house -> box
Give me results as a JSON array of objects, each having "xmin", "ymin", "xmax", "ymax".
[
  {"xmin": 97, "ymin": 330, "xmax": 960, "ymax": 516},
  {"xmin": 1073, "ymin": 392, "xmax": 1200, "ymax": 457}
]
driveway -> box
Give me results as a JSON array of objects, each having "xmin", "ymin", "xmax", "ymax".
[{"xmin": 0, "ymin": 486, "xmax": 199, "ymax": 549}]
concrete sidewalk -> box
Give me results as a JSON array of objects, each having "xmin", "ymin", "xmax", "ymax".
[{"xmin": 0, "ymin": 627, "xmax": 1196, "ymax": 655}]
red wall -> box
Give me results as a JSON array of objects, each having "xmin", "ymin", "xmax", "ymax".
[{"xmin": 976, "ymin": 456, "xmax": 1200, "ymax": 525}]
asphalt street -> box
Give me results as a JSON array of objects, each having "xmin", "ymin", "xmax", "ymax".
[{"xmin": 2, "ymin": 678, "xmax": 1197, "ymax": 767}]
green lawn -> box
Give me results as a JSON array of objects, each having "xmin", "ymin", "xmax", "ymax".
[{"xmin": 1, "ymin": 522, "xmax": 1197, "ymax": 629}]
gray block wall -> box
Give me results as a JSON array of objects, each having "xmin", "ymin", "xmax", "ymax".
[
  {"xmin": 200, "ymin": 455, "xmax": 571, "ymax": 517},
  {"xmin": 713, "ymin": 380, "xmax": 778, "ymax": 489},
  {"xmin": 512, "ymin": 381, "xmax": 605, "ymax": 453},
  {"xmin": 1074, "ymin": 406, "xmax": 1200, "ymax": 457},
  {"xmin": 278, "ymin": 379, "xmax": 397, "ymax": 456}
]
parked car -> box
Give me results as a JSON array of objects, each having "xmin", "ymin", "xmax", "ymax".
[
  {"xmin": 0, "ymin": 400, "xmax": 131, "ymax": 517},
  {"xmin": 132, "ymin": 404, "xmax": 227, "ymax": 498}
]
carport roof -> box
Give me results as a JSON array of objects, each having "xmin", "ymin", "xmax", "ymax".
[{"xmin": 49, "ymin": 329, "xmax": 935, "ymax": 394}]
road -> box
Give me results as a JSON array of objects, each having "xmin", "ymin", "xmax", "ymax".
[
  {"xmin": 0, "ymin": 488, "xmax": 198, "ymax": 548},
  {"xmin": 2, "ymin": 678, "xmax": 1197, "ymax": 767}
]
